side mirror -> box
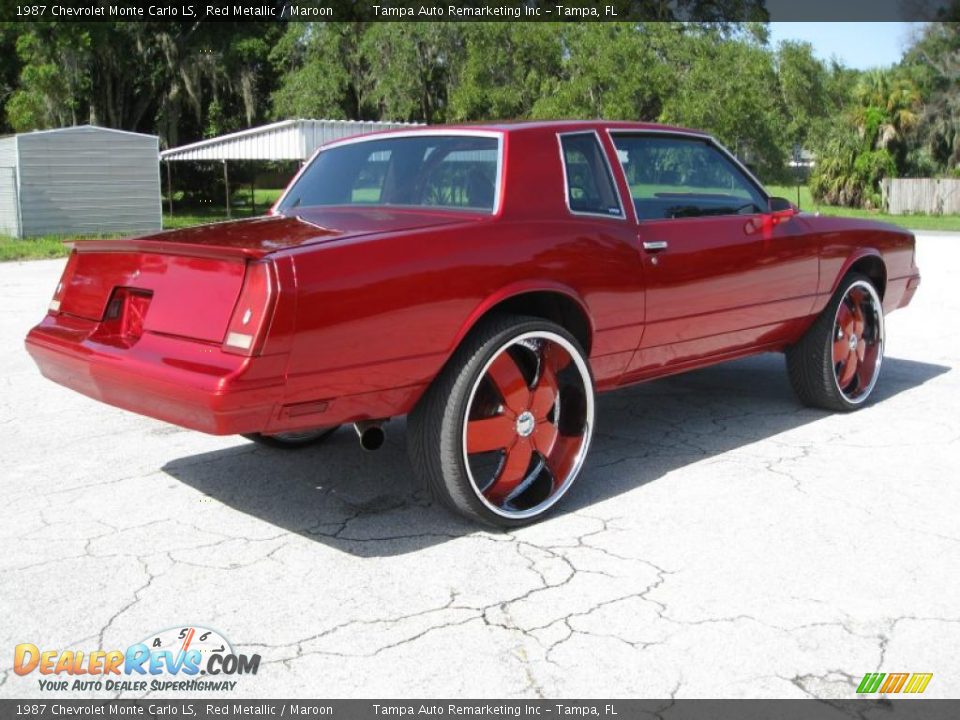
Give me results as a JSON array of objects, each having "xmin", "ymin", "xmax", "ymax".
[
  {"xmin": 768, "ymin": 196, "xmax": 798, "ymax": 215},
  {"xmin": 745, "ymin": 197, "xmax": 798, "ymax": 235}
]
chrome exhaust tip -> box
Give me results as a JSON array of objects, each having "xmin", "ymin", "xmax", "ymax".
[{"xmin": 354, "ymin": 420, "xmax": 386, "ymax": 451}]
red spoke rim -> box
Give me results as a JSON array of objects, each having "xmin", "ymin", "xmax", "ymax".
[
  {"xmin": 466, "ymin": 415, "xmax": 517, "ymax": 454},
  {"xmin": 837, "ymin": 350, "xmax": 859, "ymax": 388},
  {"xmin": 462, "ymin": 332, "xmax": 594, "ymax": 518},
  {"xmin": 832, "ymin": 281, "xmax": 884, "ymax": 402},
  {"xmin": 485, "ymin": 439, "xmax": 534, "ymax": 504},
  {"xmin": 485, "ymin": 351, "xmax": 529, "ymax": 415}
]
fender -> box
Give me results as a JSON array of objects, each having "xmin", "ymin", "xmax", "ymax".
[
  {"xmin": 447, "ymin": 280, "xmax": 594, "ymax": 358},
  {"xmin": 828, "ymin": 247, "xmax": 886, "ymax": 298}
]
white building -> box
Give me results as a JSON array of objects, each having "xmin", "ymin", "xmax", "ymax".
[
  {"xmin": 159, "ymin": 119, "xmax": 418, "ymax": 163},
  {"xmin": 159, "ymin": 119, "xmax": 420, "ymax": 218},
  {"xmin": 0, "ymin": 125, "xmax": 162, "ymax": 239}
]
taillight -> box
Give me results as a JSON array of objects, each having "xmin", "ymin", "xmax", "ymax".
[
  {"xmin": 222, "ymin": 261, "xmax": 277, "ymax": 356},
  {"xmin": 48, "ymin": 251, "xmax": 79, "ymax": 314}
]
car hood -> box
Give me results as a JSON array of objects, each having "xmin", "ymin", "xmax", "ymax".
[
  {"xmin": 74, "ymin": 208, "xmax": 482, "ymax": 259},
  {"xmin": 797, "ymin": 212, "xmax": 912, "ymax": 238}
]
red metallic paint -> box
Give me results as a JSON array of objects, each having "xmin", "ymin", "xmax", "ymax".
[
  {"xmin": 59, "ymin": 250, "xmax": 246, "ymax": 342},
  {"xmin": 25, "ymin": 121, "xmax": 920, "ymax": 437}
]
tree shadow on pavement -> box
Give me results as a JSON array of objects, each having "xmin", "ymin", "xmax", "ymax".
[{"xmin": 162, "ymin": 354, "xmax": 949, "ymax": 557}]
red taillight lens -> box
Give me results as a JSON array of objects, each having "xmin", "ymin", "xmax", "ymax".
[
  {"xmin": 48, "ymin": 251, "xmax": 79, "ymax": 314},
  {"xmin": 222, "ymin": 261, "xmax": 277, "ymax": 356}
]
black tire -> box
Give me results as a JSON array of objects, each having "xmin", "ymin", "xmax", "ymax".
[
  {"xmin": 786, "ymin": 272, "xmax": 885, "ymax": 412},
  {"xmin": 407, "ymin": 314, "xmax": 595, "ymax": 528},
  {"xmin": 242, "ymin": 426, "xmax": 340, "ymax": 449}
]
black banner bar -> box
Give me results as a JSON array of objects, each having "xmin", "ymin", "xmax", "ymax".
[
  {"xmin": 1, "ymin": 0, "xmax": 957, "ymax": 23},
  {"xmin": 2, "ymin": 700, "xmax": 960, "ymax": 719}
]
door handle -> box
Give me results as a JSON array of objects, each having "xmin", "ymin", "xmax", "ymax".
[{"xmin": 642, "ymin": 240, "xmax": 668, "ymax": 252}]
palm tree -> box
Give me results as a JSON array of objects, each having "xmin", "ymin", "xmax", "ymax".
[
  {"xmin": 914, "ymin": 24, "xmax": 960, "ymax": 169},
  {"xmin": 852, "ymin": 68, "xmax": 921, "ymax": 154}
]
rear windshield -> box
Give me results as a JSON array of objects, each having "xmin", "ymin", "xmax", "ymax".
[{"xmin": 277, "ymin": 134, "xmax": 500, "ymax": 214}]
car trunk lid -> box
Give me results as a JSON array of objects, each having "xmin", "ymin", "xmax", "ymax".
[
  {"xmin": 57, "ymin": 250, "xmax": 247, "ymax": 344},
  {"xmin": 55, "ymin": 209, "xmax": 476, "ymax": 345},
  {"xmin": 74, "ymin": 209, "xmax": 477, "ymax": 259}
]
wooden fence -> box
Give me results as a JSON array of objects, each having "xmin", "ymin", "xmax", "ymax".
[{"xmin": 882, "ymin": 178, "xmax": 960, "ymax": 215}]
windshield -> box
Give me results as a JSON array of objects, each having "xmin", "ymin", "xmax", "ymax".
[{"xmin": 277, "ymin": 134, "xmax": 501, "ymax": 215}]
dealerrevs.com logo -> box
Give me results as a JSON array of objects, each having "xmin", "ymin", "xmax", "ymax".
[{"xmin": 14, "ymin": 625, "xmax": 261, "ymax": 693}]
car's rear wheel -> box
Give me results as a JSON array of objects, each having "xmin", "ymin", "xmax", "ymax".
[
  {"xmin": 786, "ymin": 272, "xmax": 885, "ymax": 411},
  {"xmin": 408, "ymin": 315, "xmax": 594, "ymax": 527},
  {"xmin": 242, "ymin": 427, "xmax": 340, "ymax": 449}
]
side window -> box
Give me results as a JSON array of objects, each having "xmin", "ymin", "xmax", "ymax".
[
  {"xmin": 611, "ymin": 134, "xmax": 766, "ymax": 220},
  {"xmin": 560, "ymin": 133, "xmax": 623, "ymax": 218}
]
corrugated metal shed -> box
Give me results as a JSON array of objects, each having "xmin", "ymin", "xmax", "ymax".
[
  {"xmin": 160, "ymin": 119, "xmax": 420, "ymax": 162},
  {"xmin": 0, "ymin": 125, "xmax": 162, "ymax": 238},
  {"xmin": 0, "ymin": 136, "xmax": 18, "ymax": 236}
]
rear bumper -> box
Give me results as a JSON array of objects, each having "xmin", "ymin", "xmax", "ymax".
[{"xmin": 25, "ymin": 314, "xmax": 285, "ymax": 435}]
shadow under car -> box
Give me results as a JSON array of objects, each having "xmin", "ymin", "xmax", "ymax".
[{"xmin": 161, "ymin": 353, "xmax": 950, "ymax": 557}]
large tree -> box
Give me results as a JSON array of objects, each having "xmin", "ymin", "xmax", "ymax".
[
  {"xmin": 903, "ymin": 22, "xmax": 960, "ymax": 172},
  {"xmin": 660, "ymin": 28, "xmax": 786, "ymax": 177},
  {"xmin": 270, "ymin": 22, "xmax": 370, "ymax": 121},
  {"xmin": 531, "ymin": 23, "xmax": 678, "ymax": 121},
  {"xmin": 0, "ymin": 23, "xmax": 25, "ymax": 132},
  {"xmin": 360, "ymin": 23, "xmax": 462, "ymax": 123},
  {"xmin": 271, "ymin": 22, "xmax": 464, "ymax": 124},
  {"xmin": 808, "ymin": 67, "xmax": 921, "ymax": 208},
  {"xmin": 4, "ymin": 22, "xmax": 279, "ymax": 147},
  {"xmin": 775, "ymin": 40, "xmax": 831, "ymax": 151},
  {"xmin": 5, "ymin": 23, "xmax": 91, "ymax": 130},
  {"xmin": 448, "ymin": 24, "xmax": 562, "ymax": 122}
]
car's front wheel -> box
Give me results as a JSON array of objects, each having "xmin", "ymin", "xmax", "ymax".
[
  {"xmin": 408, "ymin": 315, "xmax": 595, "ymax": 527},
  {"xmin": 787, "ymin": 272, "xmax": 885, "ymax": 411}
]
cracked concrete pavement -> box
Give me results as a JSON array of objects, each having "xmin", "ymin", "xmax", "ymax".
[{"xmin": 1, "ymin": 232, "xmax": 958, "ymax": 699}]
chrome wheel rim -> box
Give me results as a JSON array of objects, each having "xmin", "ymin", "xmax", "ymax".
[
  {"xmin": 832, "ymin": 280, "xmax": 884, "ymax": 404},
  {"xmin": 461, "ymin": 331, "xmax": 594, "ymax": 520}
]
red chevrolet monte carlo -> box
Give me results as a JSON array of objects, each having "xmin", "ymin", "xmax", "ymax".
[{"xmin": 26, "ymin": 121, "xmax": 921, "ymax": 526}]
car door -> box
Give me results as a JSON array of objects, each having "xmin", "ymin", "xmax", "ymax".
[
  {"xmin": 607, "ymin": 132, "xmax": 820, "ymax": 377},
  {"xmin": 553, "ymin": 130, "xmax": 646, "ymax": 386}
]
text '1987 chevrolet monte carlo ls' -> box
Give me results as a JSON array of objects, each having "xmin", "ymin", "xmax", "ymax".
[{"xmin": 25, "ymin": 121, "xmax": 921, "ymax": 526}]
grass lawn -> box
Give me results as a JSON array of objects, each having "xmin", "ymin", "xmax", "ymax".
[
  {"xmin": 766, "ymin": 185, "xmax": 960, "ymax": 232},
  {"xmin": 0, "ymin": 233, "xmax": 131, "ymax": 262},
  {"xmin": 163, "ymin": 187, "xmax": 284, "ymax": 229},
  {"xmin": 0, "ymin": 189, "xmax": 286, "ymax": 260},
  {"xmin": 2, "ymin": 185, "xmax": 956, "ymax": 262}
]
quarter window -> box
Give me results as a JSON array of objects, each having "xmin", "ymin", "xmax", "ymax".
[
  {"xmin": 611, "ymin": 135, "xmax": 766, "ymax": 220},
  {"xmin": 560, "ymin": 134, "xmax": 623, "ymax": 218}
]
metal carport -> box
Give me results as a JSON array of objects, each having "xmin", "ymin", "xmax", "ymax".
[{"xmin": 159, "ymin": 119, "xmax": 419, "ymax": 217}]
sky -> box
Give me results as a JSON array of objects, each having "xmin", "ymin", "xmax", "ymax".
[{"xmin": 767, "ymin": 23, "xmax": 925, "ymax": 70}]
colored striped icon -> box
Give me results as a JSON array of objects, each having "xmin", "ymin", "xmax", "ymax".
[{"xmin": 857, "ymin": 672, "xmax": 932, "ymax": 694}]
